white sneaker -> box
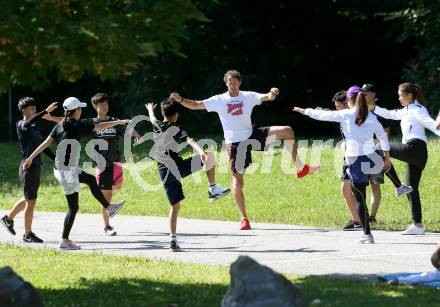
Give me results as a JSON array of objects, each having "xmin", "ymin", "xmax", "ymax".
[
  {"xmin": 59, "ymin": 240, "xmax": 81, "ymax": 250},
  {"xmin": 208, "ymin": 185, "xmax": 231, "ymax": 202},
  {"xmin": 402, "ymin": 224, "xmax": 425, "ymax": 235},
  {"xmin": 356, "ymin": 234, "xmax": 375, "ymax": 244},
  {"xmin": 106, "ymin": 200, "xmax": 126, "ymax": 218},
  {"xmin": 104, "ymin": 225, "xmax": 117, "ymax": 236}
]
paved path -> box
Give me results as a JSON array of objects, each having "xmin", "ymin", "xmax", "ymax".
[{"xmin": 1, "ymin": 210, "xmax": 438, "ymax": 278}]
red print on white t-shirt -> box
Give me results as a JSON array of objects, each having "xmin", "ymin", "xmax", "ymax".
[{"xmin": 227, "ymin": 102, "xmax": 243, "ymax": 116}]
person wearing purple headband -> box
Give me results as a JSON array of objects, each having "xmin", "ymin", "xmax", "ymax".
[{"xmin": 294, "ymin": 86, "xmax": 391, "ymax": 243}]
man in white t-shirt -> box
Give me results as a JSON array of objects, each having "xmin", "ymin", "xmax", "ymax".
[{"xmin": 170, "ymin": 70, "xmax": 318, "ymax": 230}]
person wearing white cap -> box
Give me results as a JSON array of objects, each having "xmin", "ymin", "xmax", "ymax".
[{"xmin": 22, "ymin": 97, "xmax": 130, "ymax": 250}]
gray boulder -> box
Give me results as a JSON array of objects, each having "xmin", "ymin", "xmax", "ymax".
[
  {"xmin": 222, "ymin": 256, "xmax": 307, "ymax": 307},
  {"xmin": 0, "ymin": 266, "xmax": 43, "ymax": 307}
]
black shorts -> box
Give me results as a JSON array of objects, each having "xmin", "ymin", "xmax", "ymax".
[
  {"xmin": 19, "ymin": 162, "xmax": 41, "ymax": 200},
  {"xmin": 226, "ymin": 127, "xmax": 270, "ymax": 174},
  {"xmin": 96, "ymin": 162, "xmax": 124, "ymax": 190},
  {"xmin": 158, "ymin": 155, "xmax": 204, "ymax": 205}
]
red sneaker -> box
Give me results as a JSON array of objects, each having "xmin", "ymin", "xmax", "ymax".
[
  {"xmin": 240, "ymin": 218, "xmax": 251, "ymax": 230},
  {"xmin": 296, "ymin": 164, "xmax": 319, "ymax": 178}
]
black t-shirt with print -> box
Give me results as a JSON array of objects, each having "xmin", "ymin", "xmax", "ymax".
[
  {"xmin": 91, "ymin": 117, "xmax": 126, "ymax": 162},
  {"xmin": 152, "ymin": 120, "xmax": 190, "ymax": 169},
  {"xmin": 50, "ymin": 118, "xmax": 95, "ymax": 168}
]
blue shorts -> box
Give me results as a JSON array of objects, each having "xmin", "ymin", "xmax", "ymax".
[
  {"xmin": 346, "ymin": 151, "xmax": 384, "ymax": 184},
  {"xmin": 158, "ymin": 155, "xmax": 204, "ymax": 205}
]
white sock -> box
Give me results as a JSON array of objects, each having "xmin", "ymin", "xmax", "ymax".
[{"xmin": 295, "ymin": 157, "xmax": 304, "ymax": 170}]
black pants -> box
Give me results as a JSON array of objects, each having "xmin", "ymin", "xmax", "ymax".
[
  {"xmin": 385, "ymin": 139, "xmax": 428, "ymax": 223},
  {"xmin": 62, "ymin": 172, "xmax": 110, "ymax": 239},
  {"xmin": 351, "ymin": 182, "xmax": 371, "ymax": 235}
]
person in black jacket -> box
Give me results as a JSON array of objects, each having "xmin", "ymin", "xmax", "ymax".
[{"xmin": 1, "ymin": 97, "xmax": 58, "ymax": 243}]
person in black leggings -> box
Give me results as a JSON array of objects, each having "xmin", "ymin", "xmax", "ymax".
[
  {"xmin": 294, "ymin": 86, "xmax": 391, "ymax": 244},
  {"xmin": 23, "ymin": 97, "xmax": 129, "ymax": 250},
  {"xmin": 370, "ymin": 83, "xmax": 440, "ymax": 235}
]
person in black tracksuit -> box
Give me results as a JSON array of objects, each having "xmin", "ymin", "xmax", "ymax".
[
  {"xmin": 1, "ymin": 98, "xmax": 58, "ymax": 243},
  {"xmin": 371, "ymin": 83, "xmax": 440, "ymax": 235}
]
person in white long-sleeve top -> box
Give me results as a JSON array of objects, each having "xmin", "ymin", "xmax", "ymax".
[
  {"xmin": 369, "ymin": 83, "xmax": 440, "ymax": 235},
  {"xmin": 294, "ymin": 86, "xmax": 391, "ymax": 244},
  {"xmin": 385, "ymin": 243, "xmax": 440, "ymax": 285}
]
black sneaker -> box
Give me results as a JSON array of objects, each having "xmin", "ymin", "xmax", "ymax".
[
  {"xmin": 1, "ymin": 215, "xmax": 16, "ymax": 235},
  {"xmin": 169, "ymin": 240, "xmax": 181, "ymax": 252},
  {"xmin": 23, "ymin": 232, "xmax": 43, "ymax": 243},
  {"xmin": 343, "ymin": 220, "xmax": 362, "ymax": 231},
  {"xmin": 104, "ymin": 225, "xmax": 117, "ymax": 236}
]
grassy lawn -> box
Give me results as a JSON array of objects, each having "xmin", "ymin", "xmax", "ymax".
[
  {"xmin": 0, "ymin": 245, "xmax": 439, "ymax": 307},
  {"xmin": 1, "ymin": 138, "xmax": 440, "ymax": 231}
]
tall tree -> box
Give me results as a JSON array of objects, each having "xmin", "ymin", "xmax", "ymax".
[{"xmin": 0, "ymin": 0, "xmax": 207, "ymax": 93}]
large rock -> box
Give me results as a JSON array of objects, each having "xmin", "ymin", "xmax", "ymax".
[
  {"xmin": 0, "ymin": 266, "xmax": 43, "ymax": 307},
  {"xmin": 222, "ymin": 256, "xmax": 307, "ymax": 307}
]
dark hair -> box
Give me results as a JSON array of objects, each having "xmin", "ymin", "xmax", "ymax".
[
  {"xmin": 223, "ymin": 70, "xmax": 242, "ymax": 83},
  {"xmin": 355, "ymin": 92, "xmax": 368, "ymax": 126},
  {"xmin": 332, "ymin": 91, "xmax": 347, "ymax": 103},
  {"xmin": 399, "ymin": 83, "xmax": 427, "ymax": 106},
  {"xmin": 17, "ymin": 97, "xmax": 36, "ymax": 112},
  {"xmin": 62, "ymin": 109, "xmax": 77, "ymax": 128},
  {"xmin": 160, "ymin": 98, "xmax": 180, "ymax": 117},
  {"xmin": 91, "ymin": 92, "xmax": 109, "ymax": 106}
]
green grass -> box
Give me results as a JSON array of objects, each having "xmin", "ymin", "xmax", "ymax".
[
  {"xmin": 1, "ymin": 245, "xmax": 439, "ymax": 307},
  {"xmin": 1, "ymin": 139, "xmax": 440, "ymax": 231}
]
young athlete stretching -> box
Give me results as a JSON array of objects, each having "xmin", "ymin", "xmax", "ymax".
[
  {"xmin": 170, "ymin": 70, "xmax": 318, "ymax": 230},
  {"xmin": 146, "ymin": 100, "xmax": 230, "ymax": 251},
  {"xmin": 1, "ymin": 98, "xmax": 58, "ymax": 242},
  {"xmin": 294, "ymin": 86, "xmax": 391, "ymax": 243},
  {"xmin": 22, "ymin": 97, "xmax": 128, "ymax": 250}
]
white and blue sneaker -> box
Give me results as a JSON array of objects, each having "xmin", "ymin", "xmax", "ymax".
[
  {"xmin": 208, "ymin": 185, "xmax": 231, "ymax": 202},
  {"xmin": 396, "ymin": 184, "xmax": 413, "ymax": 197}
]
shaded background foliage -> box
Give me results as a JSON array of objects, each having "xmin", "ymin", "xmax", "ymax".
[{"xmin": 1, "ymin": 0, "xmax": 439, "ymax": 140}]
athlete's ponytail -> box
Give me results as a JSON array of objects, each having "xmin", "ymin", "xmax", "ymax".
[
  {"xmin": 62, "ymin": 109, "xmax": 75, "ymax": 128},
  {"xmin": 355, "ymin": 92, "xmax": 368, "ymax": 126},
  {"xmin": 399, "ymin": 82, "xmax": 427, "ymax": 106}
]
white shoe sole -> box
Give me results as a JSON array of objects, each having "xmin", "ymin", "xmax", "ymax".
[
  {"xmin": 209, "ymin": 190, "xmax": 231, "ymax": 202},
  {"xmin": 402, "ymin": 231, "xmax": 425, "ymax": 235}
]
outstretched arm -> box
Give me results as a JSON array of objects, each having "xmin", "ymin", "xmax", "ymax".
[
  {"xmin": 170, "ymin": 92, "xmax": 206, "ymax": 110},
  {"xmin": 260, "ymin": 88, "xmax": 279, "ymax": 103},
  {"xmin": 373, "ymin": 106, "xmax": 403, "ymax": 120},
  {"xmin": 94, "ymin": 119, "xmax": 130, "ymax": 132},
  {"xmin": 22, "ymin": 136, "xmax": 54, "ymax": 169},
  {"xmin": 21, "ymin": 102, "xmax": 58, "ymax": 129},
  {"xmin": 415, "ymin": 108, "xmax": 440, "ymax": 137},
  {"xmin": 293, "ymin": 107, "xmax": 345, "ymax": 123}
]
